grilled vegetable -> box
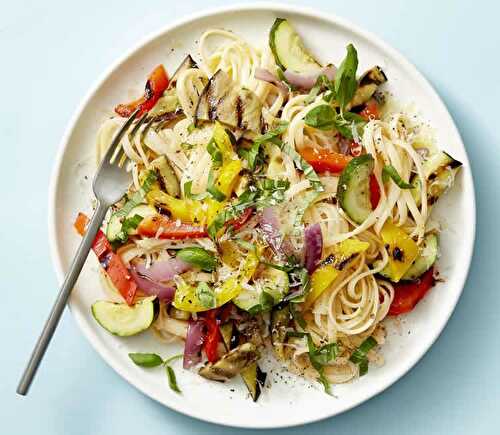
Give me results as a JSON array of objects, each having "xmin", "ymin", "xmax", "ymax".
[
  {"xmin": 402, "ymin": 233, "xmax": 438, "ymax": 281},
  {"xmin": 169, "ymin": 54, "xmax": 198, "ymax": 87},
  {"xmin": 195, "ymin": 70, "xmax": 263, "ymax": 132},
  {"xmin": 337, "ymin": 154, "xmax": 375, "ymax": 224},
  {"xmin": 150, "ymin": 155, "xmax": 180, "ymax": 197},
  {"xmin": 389, "ymin": 267, "xmax": 435, "ymax": 315},
  {"xmin": 198, "ymin": 342, "xmax": 260, "ymax": 381},
  {"xmin": 91, "ymin": 297, "xmax": 156, "ymax": 336},
  {"xmin": 219, "ymin": 321, "xmax": 266, "ymax": 401},
  {"xmin": 269, "ymin": 18, "xmax": 321, "ymax": 73},
  {"xmin": 233, "ymin": 267, "xmax": 289, "ymax": 313},
  {"xmin": 412, "ymin": 151, "xmax": 463, "ymax": 207},
  {"xmin": 270, "ymin": 304, "xmax": 291, "ymax": 360},
  {"xmin": 379, "ymin": 221, "xmax": 419, "ymax": 283},
  {"xmin": 348, "ymin": 66, "xmax": 387, "ymax": 110},
  {"xmin": 137, "ymin": 214, "xmax": 208, "ymax": 239}
]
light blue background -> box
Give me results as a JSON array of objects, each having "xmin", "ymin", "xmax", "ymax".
[{"xmin": 1, "ymin": 1, "xmax": 498, "ymax": 434}]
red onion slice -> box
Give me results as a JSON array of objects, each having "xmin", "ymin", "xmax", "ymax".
[
  {"xmin": 283, "ymin": 65, "xmax": 337, "ymax": 90},
  {"xmin": 304, "ymin": 223, "xmax": 323, "ymax": 273},
  {"xmin": 130, "ymin": 268, "xmax": 176, "ymax": 302},
  {"xmin": 254, "ymin": 68, "xmax": 289, "ymax": 94},
  {"xmin": 183, "ymin": 319, "xmax": 206, "ymax": 369},
  {"xmin": 134, "ymin": 258, "xmax": 190, "ymax": 282},
  {"xmin": 260, "ymin": 207, "xmax": 294, "ymax": 256}
]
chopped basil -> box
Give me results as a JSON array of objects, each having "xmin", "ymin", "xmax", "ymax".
[
  {"xmin": 305, "ymin": 74, "xmax": 332, "ymax": 104},
  {"xmin": 334, "ymin": 44, "xmax": 359, "ymax": 111},
  {"xmin": 382, "ymin": 165, "xmax": 414, "ymax": 189},
  {"xmin": 176, "ymin": 247, "xmax": 216, "ymax": 272},
  {"xmin": 349, "ymin": 336, "xmax": 377, "ymax": 376},
  {"xmin": 284, "ymin": 267, "xmax": 311, "ymax": 303},
  {"xmin": 280, "ymin": 142, "xmax": 324, "ymax": 192},
  {"xmin": 206, "ymin": 169, "xmax": 226, "ymax": 202},
  {"xmin": 128, "ymin": 353, "xmax": 163, "ymax": 367},
  {"xmin": 187, "ymin": 123, "xmax": 196, "ymax": 134},
  {"xmin": 195, "ymin": 282, "xmax": 216, "ymax": 309},
  {"xmin": 207, "ymin": 138, "xmax": 223, "ymax": 167},
  {"xmin": 246, "ymin": 121, "xmax": 289, "ymax": 170}
]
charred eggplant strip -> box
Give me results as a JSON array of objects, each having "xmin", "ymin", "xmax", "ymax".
[
  {"xmin": 348, "ymin": 66, "xmax": 387, "ymax": 110},
  {"xmin": 195, "ymin": 70, "xmax": 263, "ymax": 132},
  {"xmin": 270, "ymin": 305, "xmax": 292, "ymax": 360},
  {"xmin": 198, "ymin": 342, "xmax": 260, "ymax": 382},
  {"xmin": 169, "ymin": 55, "xmax": 198, "ymax": 88}
]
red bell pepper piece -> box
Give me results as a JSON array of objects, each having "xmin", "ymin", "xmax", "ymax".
[
  {"xmin": 137, "ymin": 215, "xmax": 208, "ymax": 239},
  {"xmin": 299, "ymin": 147, "xmax": 352, "ymax": 174},
  {"xmin": 203, "ymin": 310, "xmax": 221, "ymax": 363},
  {"xmin": 227, "ymin": 207, "xmax": 253, "ymax": 231},
  {"xmin": 389, "ymin": 268, "xmax": 435, "ymax": 316},
  {"xmin": 359, "ymin": 99, "xmax": 380, "ymax": 121},
  {"xmin": 115, "ymin": 65, "xmax": 169, "ymax": 117},
  {"xmin": 369, "ymin": 175, "xmax": 381, "ymax": 209},
  {"xmin": 74, "ymin": 213, "xmax": 137, "ymax": 305}
]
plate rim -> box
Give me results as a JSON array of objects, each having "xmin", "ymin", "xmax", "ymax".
[{"xmin": 48, "ymin": 1, "xmax": 476, "ymax": 428}]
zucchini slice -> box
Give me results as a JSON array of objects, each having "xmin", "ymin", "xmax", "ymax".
[
  {"xmin": 423, "ymin": 151, "xmax": 462, "ymax": 179},
  {"xmin": 233, "ymin": 267, "xmax": 289, "ymax": 312},
  {"xmin": 107, "ymin": 204, "xmax": 157, "ymax": 242},
  {"xmin": 91, "ymin": 298, "xmax": 156, "ymax": 337},
  {"xmin": 337, "ymin": 154, "xmax": 375, "ymax": 224},
  {"xmin": 195, "ymin": 70, "xmax": 263, "ymax": 132},
  {"xmin": 269, "ymin": 18, "xmax": 321, "ymax": 73},
  {"xmin": 402, "ymin": 233, "xmax": 438, "ymax": 281}
]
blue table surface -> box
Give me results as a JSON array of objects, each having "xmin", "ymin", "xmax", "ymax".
[{"xmin": 2, "ymin": 1, "xmax": 499, "ymax": 434}]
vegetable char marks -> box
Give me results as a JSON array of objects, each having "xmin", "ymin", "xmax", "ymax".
[{"xmin": 195, "ymin": 70, "xmax": 263, "ymax": 132}]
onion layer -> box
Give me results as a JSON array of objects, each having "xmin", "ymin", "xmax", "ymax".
[{"xmin": 304, "ymin": 223, "xmax": 323, "ymax": 273}]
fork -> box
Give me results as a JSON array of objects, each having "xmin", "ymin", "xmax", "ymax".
[{"xmin": 17, "ymin": 109, "xmax": 144, "ymax": 396}]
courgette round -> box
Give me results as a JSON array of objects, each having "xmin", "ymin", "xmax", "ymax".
[
  {"xmin": 337, "ymin": 154, "xmax": 375, "ymax": 224},
  {"xmin": 91, "ymin": 297, "xmax": 156, "ymax": 337},
  {"xmin": 269, "ymin": 18, "xmax": 321, "ymax": 73},
  {"xmin": 402, "ymin": 233, "xmax": 439, "ymax": 281}
]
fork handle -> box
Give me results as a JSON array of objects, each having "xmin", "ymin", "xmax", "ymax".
[{"xmin": 17, "ymin": 202, "xmax": 108, "ymax": 396}]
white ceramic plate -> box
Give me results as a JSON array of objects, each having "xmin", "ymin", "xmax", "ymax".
[{"xmin": 48, "ymin": 2, "xmax": 475, "ymax": 429}]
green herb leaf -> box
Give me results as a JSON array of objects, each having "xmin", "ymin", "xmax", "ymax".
[
  {"xmin": 290, "ymin": 302, "xmax": 307, "ymax": 329},
  {"xmin": 195, "ymin": 282, "xmax": 216, "ymax": 309},
  {"xmin": 334, "ymin": 44, "xmax": 359, "ymax": 111},
  {"xmin": 305, "ymin": 75, "xmax": 331, "ymax": 104},
  {"xmin": 304, "ymin": 104, "xmax": 337, "ymax": 130},
  {"xmin": 307, "ymin": 335, "xmax": 339, "ymax": 370},
  {"xmin": 246, "ymin": 121, "xmax": 289, "ymax": 170},
  {"xmin": 207, "ymin": 138, "xmax": 223, "ymax": 167},
  {"xmin": 206, "ymin": 170, "xmax": 226, "ymax": 202},
  {"xmin": 280, "ymin": 143, "xmax": 324, "ymax": 192},
  {"xmin": 335, "ymin": 112, "xmax": 367, "ymax": 139},
  {"xmin": 382, "ymin": 165, "xmax": 413, "ymax": 189},
  {"xmin": 163, "ymin": 353, "xmax": 183, "ymax": 365},
  {"xmin": 166, "ymin": 365, "xmax": 181, "ymax": 393},
  {"xmin": 349, "ymin": 336, "xmax": 377, "ymax": 376},
  {"xmin": 128, "ymin": 353, "xmax": 164, "ymax": 367},
  {"xmin": 317, "ymin": 367, "xmax": 334, "ymax": 395},
  {"xmin": 176, "ymin": 247, "xmax": 216, "ymax": 272},
  {"xmin": 187, "ymin": 123, "xmax": 196, "ymax": 134}
]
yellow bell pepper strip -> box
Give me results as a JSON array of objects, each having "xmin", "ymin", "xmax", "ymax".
[
  {"xmin": 380, "ymin": 221, "xmax": 419, "ymax": 282},
  {"xmin": 212, "ymin": 121, "xmax": 236, "ymax": 163},
  {"xmin": 215, "ymin": 159, "xmax": 242, "ymax": 198},
  {"xmin": 304, "ymin": 238, "xmax": 370, "ymax": 309},
  {"xmin": 173, "ymin": 247, "xmax": 260, "ymax": 313},
  {"xmin": 147, "ymin": 190, "xmax": 224, "ymax": 226}
]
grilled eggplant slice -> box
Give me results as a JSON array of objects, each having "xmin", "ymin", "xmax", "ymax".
[
  {"xmin": 195, "ymin": 69, "xmax": 263, "ymax": 132},
  {"xmin": 198, "ymin": 342, "xmax": 260, "ymax": 382},
  {"xmin": 150, "ymin": 155, "xmax": 180, "ymax": 198},
  {"xmin": 348, "ymin": 66, "xmax": 387, "ymax": 110},
  {"xmin": 169, "ymin": 54, "xmax": 198, "ymax": 88}
]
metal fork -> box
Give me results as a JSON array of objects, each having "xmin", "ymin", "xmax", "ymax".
[{"xmin": 17, "ymin": 109, "xmax": 143, "ymax": 396}]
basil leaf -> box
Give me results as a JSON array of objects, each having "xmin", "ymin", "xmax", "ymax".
[
  {"xmin": 129, "ymin": 353, "xmax": 163, "ymax": 367},
  {"xmin": 114, "ymin": 171, "xmax": 157, "ymax": 220},
  {"xmin": 358, "ymin": 359, "xmax": 369, "ymax": 377},
  {"xmin": 335, "ymin": 112, "xmax": 367, "ymax": 139},
  {"xmin": 305, "ymin": 75, "xmax": 330, "ymax": 104},
  {"xmin": 280, "ymin": 143, "xmax": 324, "ymax": 192},
  {"xmin": 163, "ymin": 354, "xmax": 183, "ymax": 365},
  {"xmin": 206, "ymin": 170, "xmax": 226, "ymax": 201},
  {"xmin": 184, "ymin": 180, "xmax": 208, "ymax": 200},
  {"xmin": 290, "ymin": 302, "xmax": 307, "ymax": 329},
  {"xmin": 304, "ymin": 104, "xmax": 337, "ymax": 130},
  {"xmin": 116, "ymin": 214, "xmax": 144, "ymax": 243},
  {"xmin": 187, "ymin": 123, "xmax": 196, "ymax": 134},
  {"xmin": 176, "ymin": 247, "xmax": 216, "ymax": 272},
  {"xmin": 349, "ymin": 336, "xmax": 377, "ymax": 376},
  {"xmin": 334, "ymin": 44, "xmax": 359, "ymax": 111},
  {"xmin": 166, "ymin": 365, "xmax": 181, "ymax": 393},
  {"xmin": 382, "ymin": 165, "xmax": 413, "ymax": 189},
  {"xmin": 195, "ymin": 282, "xmax": 216, "ymax": 309},
  {"xmin": 307, "ymin": 335, "xmax": 339, "ymax": 369}
]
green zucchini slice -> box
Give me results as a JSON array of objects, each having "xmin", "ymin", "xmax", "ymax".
[
  {"xmin": 402, "ymin": 233, "xmax": 438, "ymax": 281},
  {"xmin": 91, "ymin": 297, "xmax": 156, "ymax": 337},
  {"xmin": 269, "ymin": 18, "xmax": 321, "ymax": 73},
  {"xmin": 337, "ymin": 154, "xmax": 375, "ymax": 224}
]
